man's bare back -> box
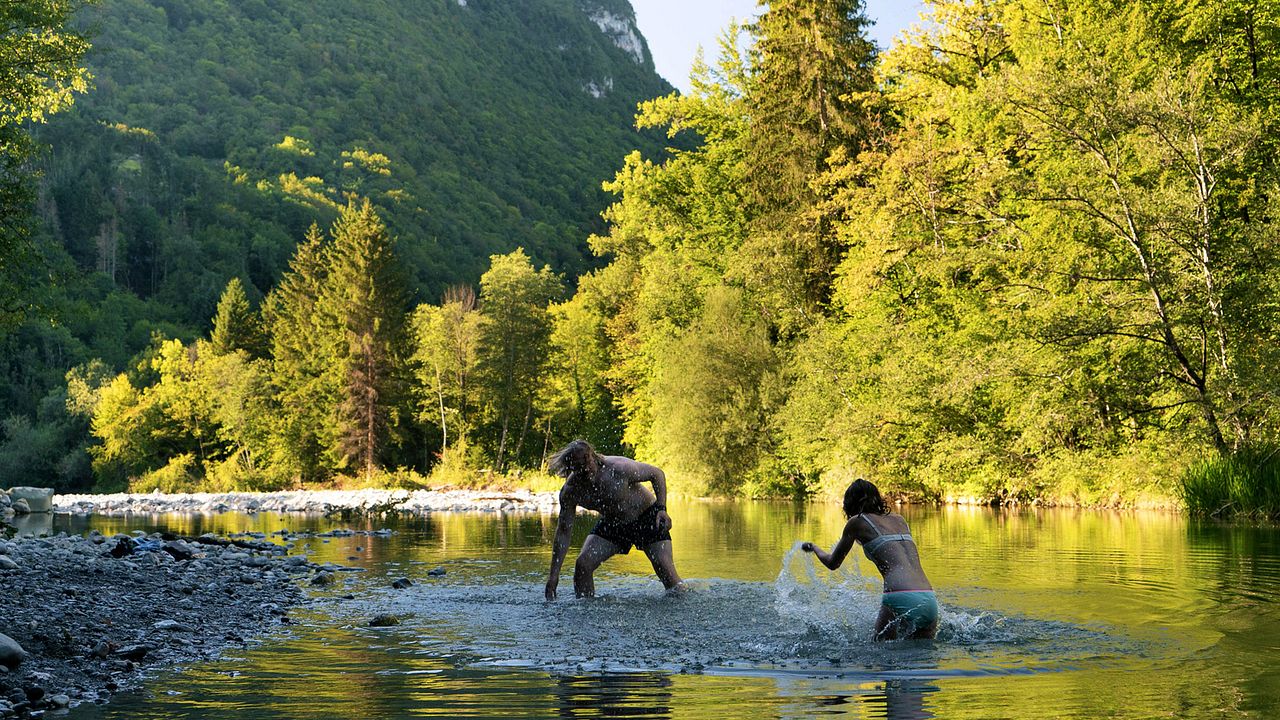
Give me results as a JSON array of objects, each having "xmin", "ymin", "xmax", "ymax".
[{"xmin": 544, "ymin": 440, "xmax": 682, "ymax": 600}]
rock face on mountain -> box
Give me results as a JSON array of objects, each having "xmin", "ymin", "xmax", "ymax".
[{"xmin": 39, "ymin": 0, "xmax": 672, "ymax": 320}]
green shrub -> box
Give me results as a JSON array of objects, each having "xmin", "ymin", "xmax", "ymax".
[
  {"xmin": 1180, "ymin": 445, "xmax": 1280, "ymax": 519},
  {"xmin": 129, "ymin": 454, "xmax": 199, "ymax": 494}
]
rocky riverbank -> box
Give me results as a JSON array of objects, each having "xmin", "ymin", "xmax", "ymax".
[
  {"xmin": 0, "ymin": 529, "xmax": 358, "ymax": 718},
  {"xmin": 54, "ymin": 488, "xmax": 561, "ymax": 517}
]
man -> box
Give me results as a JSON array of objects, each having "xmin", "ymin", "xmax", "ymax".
[{"xmin": 544, "ymin": 439, "xmax": 683, "ymax": 599}]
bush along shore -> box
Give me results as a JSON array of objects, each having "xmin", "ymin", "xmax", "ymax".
[
  {"xmin": 1180, "ymin": 445, "xmax": 1280, "ymax": 520},
  {"xmin": 0, "ymin": 492, "xmax": 382, "ymax": 718}
]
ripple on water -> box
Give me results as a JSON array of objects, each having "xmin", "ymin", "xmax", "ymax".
[{"xmin": 345, "ymin": 543, "xmax": 1143, "ymax": 681}]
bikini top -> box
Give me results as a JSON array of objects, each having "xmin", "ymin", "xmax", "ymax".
[{"xmin": 858, "ymin": 514, "xmax": 914, "ymax": 557}]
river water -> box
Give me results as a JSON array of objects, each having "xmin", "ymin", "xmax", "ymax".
[{"xmin": 39, "ymin": 500, "xmax": 1280, "ymax": 719}]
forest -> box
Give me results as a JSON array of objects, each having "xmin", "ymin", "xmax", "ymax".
[{"xmin": 3, "ymin": 0, "xmax": 1279, "ymax": 513}]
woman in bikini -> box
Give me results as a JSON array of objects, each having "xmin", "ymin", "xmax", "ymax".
[{"xmin": 800, "ymin": 478, "xmax": 939, "ymax": 640}]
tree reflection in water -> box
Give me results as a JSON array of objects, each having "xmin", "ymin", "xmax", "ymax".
[{"xmin": 553, "ymin": 672, "xmax": 673, "ymax": 719}]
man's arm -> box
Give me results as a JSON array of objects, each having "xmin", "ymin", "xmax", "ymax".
[
  {"xmin": 802, "ymin": 517, "xmax": 859, "ymax": 570},
  {"xmin": 545, "ymin": 488, "xmax": 576, "ymax": 600},
  {"xmin": 640, "ymin": 463, "xmax": 672, "ymax": 532}
]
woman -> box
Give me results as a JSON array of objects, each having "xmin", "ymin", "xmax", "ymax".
[{"xmin": 801, "ymin": 478, "xmax": 939, "ymax": 640}]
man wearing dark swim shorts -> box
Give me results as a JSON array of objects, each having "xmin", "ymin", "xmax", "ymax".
[{"xmin": 544, "ymin": 439, "xmax": 683, "ymax": 599}]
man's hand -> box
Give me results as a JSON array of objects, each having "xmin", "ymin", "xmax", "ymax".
[
  {"xmin": 654, "ymin": 509, "xmax": 672, "ymax": 533},
  {"xmin": 801, "ymin": 542, "xmax": 815, "ymax": 552},
  {"xmin": 545, "ymin": 580, "xmax": 558, "ymax": 601}
]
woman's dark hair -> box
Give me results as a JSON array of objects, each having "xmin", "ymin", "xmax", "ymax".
[
  {"xmin": 843, "ymin": 478, "xmax": 888, "ymax": 517},
  {"xmin": 548, "ymin": 439, "xmax": 601, "ymax": 481}
]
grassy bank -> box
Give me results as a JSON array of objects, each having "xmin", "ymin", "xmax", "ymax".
[{"xmin": 1179, "ymin": 446, "xmax": 1280, "ymax": 520}]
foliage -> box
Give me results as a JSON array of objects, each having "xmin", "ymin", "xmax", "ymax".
[
  {"xmin": 410, "ymin": 286, "xmax": 481, "ymax": 459},
  {"xmin": 14, "ymin": 0, "xmax": 1280, "ymax": 505},
  {"xmin": 646, "ymin": 286, "xmax": 784, "ymax": 496},
  {"xmin": 209, "ymin": 277, "xmax": 267, "ymax": 357},
  {"xmin": 318, "ymin": 200, "xmax": 409, "ymax": 480},
  {"xmin": 0, "ymin": 0, "xmax": 92, "ymax": 330},
  {"xmin": 475, "ymin": 248, "xmax": 563, "ymax": 470},
  {"xmin": 1181, "ymin": 445, "xmax": 1280, "ymax": 519}
]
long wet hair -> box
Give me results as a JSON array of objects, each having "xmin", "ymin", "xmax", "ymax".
[
  {"xmin": 843, "ymin": 478, "xmax": 889, "ymax": 517},
  {"xmin": 548, "ymin": 439, "xmax": 603, "ymax": 482}
]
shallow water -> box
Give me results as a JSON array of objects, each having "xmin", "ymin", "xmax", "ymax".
[{"xmin": 44, "ymin": 501, "xmax": 1280, "ymax": 718}]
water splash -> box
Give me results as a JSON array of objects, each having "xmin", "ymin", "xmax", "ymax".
[
  {"xmin": 320, "ymin": 544, "xmax": 1141, "ymax": 679},
  {"xmin": 774, "ymin": 541, "xmax": 880, "ymax": 636}
]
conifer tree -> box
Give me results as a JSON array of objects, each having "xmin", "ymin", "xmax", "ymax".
[
  {"xmin": 741, "ymin": 0, "xmax": 878, "ymax": 328},
  {"xmin": 209, "ymin": 277, "xmax": 266, "ymax": 357},
  {"xmin": 319, "ymin": 200, "xmax": 409, "ymax": 480},
  {"xmin": 262, "ymin": 223, "xmax": 335, "ymax": 482}
]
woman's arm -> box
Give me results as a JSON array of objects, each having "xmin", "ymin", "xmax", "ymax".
[{"xmin": 802, "ymin": 518, "xmax": 860, "ymax": 570}]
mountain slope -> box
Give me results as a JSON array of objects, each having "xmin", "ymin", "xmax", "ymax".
[{"xmin": 37, "ymin": 0, "xmax": 672, "ymax": 317}]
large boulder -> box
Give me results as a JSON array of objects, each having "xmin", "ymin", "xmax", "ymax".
[
  {"xmin": 7, "ymin": 487, "xmax": 54, "ymax": 513},
  {"xmin": 0, "ymin": 632, "xmax": 26, "ymax": 670}
]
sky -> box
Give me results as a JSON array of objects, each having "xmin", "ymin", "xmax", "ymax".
[{"xmin": 629, "ymin": 1, "xmax": 926, "ymax": 93}]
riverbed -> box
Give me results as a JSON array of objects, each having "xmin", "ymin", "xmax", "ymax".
[{"xmin": 33, "ymin": 500, "xmax": 1280, "ymax": 718}]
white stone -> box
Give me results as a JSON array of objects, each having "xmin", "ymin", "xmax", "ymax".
[
  {"xmin": 8, "ymin": 487, "xmax": 54, "ymax": 513},
  {"xmin": 587, "ymin": 9, "xmax": 645, "ymax": 64},
  {"xmin": 583, "ymin": 77, "xmax": 614, "ymax": 98}
]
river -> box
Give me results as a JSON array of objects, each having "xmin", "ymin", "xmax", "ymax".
[{"xmin": 35, "ymin": 499, "xmax": 1280, "ymax": 718}]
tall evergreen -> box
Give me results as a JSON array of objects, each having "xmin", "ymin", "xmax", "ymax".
[
  {"xmin": 209, "ymin": 277, "xmax": 266, "ymax": 357},
  {"xmin": 741, "ymin": 0, "xmax": 878, "ymax": 327},
  {"xmin": 262, "ymin": 223, "xmax": 334, "ymax": 482},
  {"xmin": 319, "ymin": 201, "xmax": 409, "ymax": 480}
]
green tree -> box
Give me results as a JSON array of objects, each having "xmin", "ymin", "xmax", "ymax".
[
  {"xmin": 0, "ymin": 0, "xmax": 92, "ymax": 330},
  {"xmin": 318, "ymin": 200, "xmax": 409, "ymax": 480},
  {"xmin": 262, "ymin": 223, "xmax": 336, "ymax": 482},
  {"xmin": 410, "ymin": 285, "xmax": 480, "ymax": 462},
  {"xmin": 647, "ymin": 286, "xmax": 783, "ymax": 495},
  {"xmin": 210, "ymin": 277, "xmax": 267, "ymax": 357},
  {"xmin": 542, "ymin": 292, "xmax": 620, "ymax": 452},
  {"xmin": 476, "ymin": 248, "xmax": 561, "ymax": 470},
  {"xmin": 741, "ymin": 0, "xmax": 878, "ymax": 327}
]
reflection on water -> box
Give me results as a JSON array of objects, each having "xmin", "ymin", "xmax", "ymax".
[
  {"xmin": 554, "ymin": 673, "xmax": 673, "ymax": 719},
  {"xmin": 53, "ymin": 502, "xmax": 1280, "ymax": 719}
]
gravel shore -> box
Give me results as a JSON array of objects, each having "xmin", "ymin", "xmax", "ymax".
[
  {"xmin": 54, "ymin": 488, "xmax": 561, "ymax": 517},
  {"xmin": 0, "ymin": 528, "xmax": 373, "ymax": 718},
  {"xmin": 0, "ymin": 487, "xmax": 559, "ymax": 717}
]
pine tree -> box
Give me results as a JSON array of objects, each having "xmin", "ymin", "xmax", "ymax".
[
  {"xmin": 261, "ymin": 223, "xmax": 335, "ymax": 482},
  {"xmin": 319, "ymin": 200, "xmax": 409, "ymax": 480},
  {"xmin": 740, "ymin": 0, "xmax": 879, "ymax": 328},
  {"xmin": 209, "ymin": 277, "xmax": 266, "ymax": 357}
]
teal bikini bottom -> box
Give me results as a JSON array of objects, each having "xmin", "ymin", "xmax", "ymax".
[{"xmin": 881, "ymin": 590, "xmax": 939, "ymax": 634}]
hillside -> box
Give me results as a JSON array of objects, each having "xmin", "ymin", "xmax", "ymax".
[{"xmin": 34, "ymin": 0, "xmax": 672, "ymax": 319}]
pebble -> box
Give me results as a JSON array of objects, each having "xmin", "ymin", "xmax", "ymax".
[
  {"xmin": 0, "ymin": 558, "xmax": 17, "ymax": 571},
  {"xmin": 390, "ymin": 578, "xmax": 412, "ymax": 589},
  {"xmin": 309, "ymin": 572, "xmax": 336, "ymax": 587},
  {"xmin": 53, "ymin": 489, "xmax": 560, "ymax": 516},
  {"xmin": 0, "ymin": 634, "xmax": 26, "ymax": 671}
]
